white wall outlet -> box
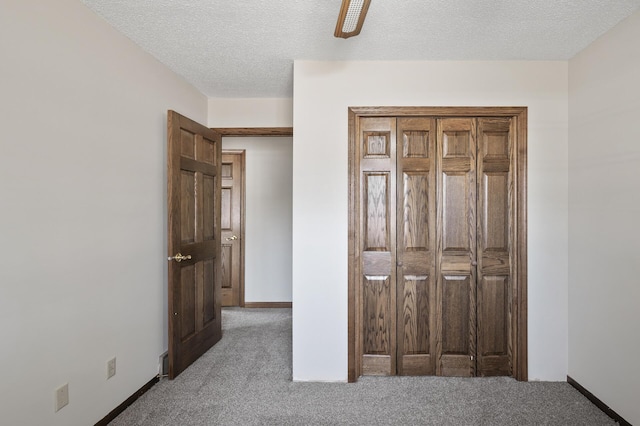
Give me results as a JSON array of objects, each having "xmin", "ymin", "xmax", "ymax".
[
  {"xmin": 107, "ymin": 357, "xmax": 116, "ymax": 379},
  {"xmin": 54, "ymin": 383, "xmax": 69, "ymax": 412}
]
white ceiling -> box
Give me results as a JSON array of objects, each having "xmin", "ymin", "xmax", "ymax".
[{"xmin": 82, "ymin": 0, "xmax": 640, "ymax": 98}]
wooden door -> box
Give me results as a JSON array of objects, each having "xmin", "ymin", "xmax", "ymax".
[
  {"xmin": 395, "ymin": 117, "xmax": 437, "ymax": 376},
  {"xmin": 167, "ymin": 110, "xmax": 222, "ymax": 379},
  {"xmin": 350, "ymin": 107, "xmax": 525, "ymax": 381},
  {"xmin": 221, "ymin": 151, "xmax": 245, "ymax": 307},
  {"xmin": 436, "ymin": 118, "xmax": 477, "ymax": 377},
  {"xmin": 476, "ymin": 117, "xmax": 514, "ymax": 376},
  {"xmin": 359, "ymin": 117, "xmax": 397, "ymax": 376}
]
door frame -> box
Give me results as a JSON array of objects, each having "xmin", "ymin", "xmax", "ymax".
[
  {"xmin": 347, "ymin": 106, "xmax": 528, "ymax": 382},
  {"xmin": 211, "ymin": 126, "xmax": 294, "ymax": 308}
]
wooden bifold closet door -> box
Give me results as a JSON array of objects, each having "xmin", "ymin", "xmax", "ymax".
[{"xmin": 354, "ymin": 110, "xmax": 520, "ymax": 379}]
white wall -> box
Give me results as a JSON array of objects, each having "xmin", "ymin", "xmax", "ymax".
[
  {"xmin": 208, "ymin": 99, "xmax": 293, "ymax": 303},
  {"xmin": 0, "ymin": 2, "xmax": 207, "ymax": 425},
  {"xmin": 568, "ymin": 10, "xmax": 640, "ymax": 425},
  {"xmin": 293, "ymin": 61, "xmax": 569, "ymax": 382},
  {"xmin": 208, "ymin": 98, "xmax": 293, "ymax": 127}
]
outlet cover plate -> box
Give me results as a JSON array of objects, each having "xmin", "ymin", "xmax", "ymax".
[
  {"xmin": 55, "ymin": 383, "xmax": 69, "ymax": 412},
  {"xmin": 107, "ymin": 357, "xmax": 116, "ymax": 379}
]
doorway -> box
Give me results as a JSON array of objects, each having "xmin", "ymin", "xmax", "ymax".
[
  {"xmin": 214, "ymin": 127, "xmax": 294, "ymax": 308},
  {"xmin": 347, "ymin": 107, "xmax": 527, "ymax": 382}
]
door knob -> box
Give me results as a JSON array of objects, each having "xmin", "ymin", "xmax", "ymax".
[
  {"xmin": 471, "ymin": 261, "xmax": 477, "ymax": 266},
  {"xmin": 168, "ymin": 253, "xmax": 192, "ymax": 262},
  {"xmin": 226, "ymin": 235, "xmax": 238, "ymax": 241}
]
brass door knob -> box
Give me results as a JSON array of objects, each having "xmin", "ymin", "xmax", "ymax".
[
  {"xmin": 168, "ymin": 253, "xmax": 192, "ymax": 262},
  {"xmin": 226, "ymin": 235, "xmax": 238, "ymax": 241}
]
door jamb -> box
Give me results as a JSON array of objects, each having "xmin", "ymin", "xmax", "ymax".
[
  {"xmin": 213, "ymin": 127, "xmax": 293, "ymax": 137},
  {"xmin": 347, "ymin": 107, "xmax": 527, "ymax": 382}
]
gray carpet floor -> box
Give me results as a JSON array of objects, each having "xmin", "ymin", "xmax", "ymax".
[{"xmin": 109, "ymin": 308, "xmax": 615, "ymax": 425}]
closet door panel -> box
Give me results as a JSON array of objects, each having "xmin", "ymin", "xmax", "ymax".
[
  {"xmin": 396, "ymin": 118, "xmax": 436, "ymax": 376},
  {"xmin": 360, "ymin": 117, "xmax": 397, "ymax": 376},
  {"xmin": 436, "ymin": 118, "xmax": 477, "ymax": 377},
  {"xmin": 477, "ymin": 118, "xmax": 513, "ymax": 376}
]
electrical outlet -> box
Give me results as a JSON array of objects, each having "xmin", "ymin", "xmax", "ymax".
[
  {"xmin": 107, "ymin": 357, "xmax": 116, "ymax": 379},
  {"xmin": 54, "ymin": 383, "xmax": 69, "ymax": 412}
]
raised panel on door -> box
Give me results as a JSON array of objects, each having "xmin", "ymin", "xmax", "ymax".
[
  {"xmin": 440, "ymin": 275, "xmax": 474, "ymax": 376},
  {"xmin": 477, "ymin": 117, "xmax": 513, "ymax": 376},
  {"xmin": 364, "ymin": 173, "xmax": 391, "ymax": 251},
  {"xmin": 396, "ymin": 118, "xmax": 436, "ymax": 376},
  {"xmin": 202, "ymin": 259, "xmax": 216, "ymax": 324},
  {"xmin": 360, "ymin": 117, "xmax": 396, "ymax": 376},
  {"xmin": 398, "ymin": 275, "xmax": 431, "ymax": 375},
  {"xmin": 180, "ymin": 264, "xmax": 196, "ymax": 339},
  {"xmin": 478, "ymin": 275, "xmax": 509, "ymax": 375},
  {"xmin": 362, "ymin": 275, "xmax": 392, "ymax": 375},
  {"xmin": 436, "ymin": 118, "xmax": 477, "ymax": 377}
]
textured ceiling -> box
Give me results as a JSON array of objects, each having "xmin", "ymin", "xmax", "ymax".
[{"xmin": 82, "ymin": 0, "xmax": 640, "ymax": 98}]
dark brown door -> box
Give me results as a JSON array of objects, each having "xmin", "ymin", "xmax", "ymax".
[
  {"xmin": 396, "ymin": 117, "xmax": 437, "ymax": 376},
  {"xmin": 436, "ymin": 118, "xmax": 477, "ymax": 377},
  {"xmin": 355, "ymin": 111, "xmax": 518, "ymax": 379},
  {"xmin": 476, "ymin": 117, "xmax": 514, "ymax": 376},
  {"xmin": 167, "ymin": 110, "xmax": 222, "ymax": 379},
  {"xmin": 221, "ymin": 151, "xmax": 245, "ymax": 307},
  {"xmin": 359, "ymin": 117, "xmax": 397, "ymax": 376}
]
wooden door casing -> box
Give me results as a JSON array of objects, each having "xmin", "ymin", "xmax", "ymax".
[
  {"xmin": 348, "ymin": 107, "xmax": 527, "ymax": 382},
  {"xmin": 221, "ymin": 151, "xmax": 245, "ymax": 307},
  {"xmin": 168, "ymin": 110, "xmax": 222, "ymax": 379}
]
